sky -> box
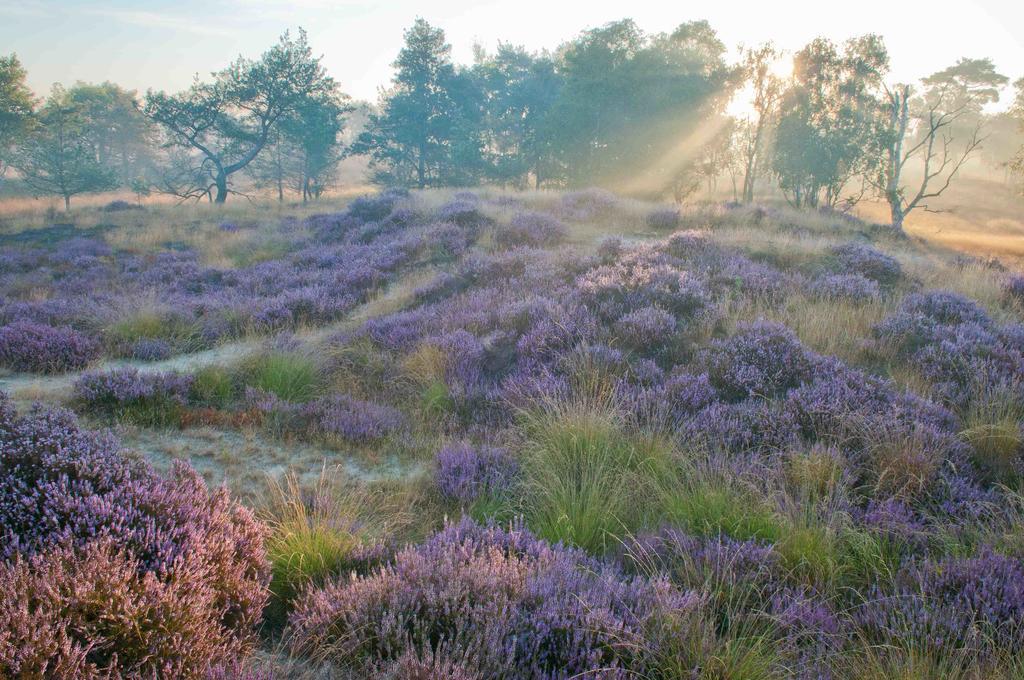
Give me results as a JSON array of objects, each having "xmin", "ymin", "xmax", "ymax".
[{"xmin": 2, "ymin": 0, "xmax": 1022, "ymax": 108}]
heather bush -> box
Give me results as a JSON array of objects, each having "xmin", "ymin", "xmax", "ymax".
[
  {"xmin": 437, "ymin": 199, "xmax": 491, "ymax": 231},
  {"xmin": 830, "ymin": 242, "xmax": 902, "ymax": 285},
  {"xmin": 248, "ymin": 389, "xmax": 402, "ymax": 445},
  {"xmin": 858, "ymin": 549, "xmax": 1024, "ymax": 661},
  {"xmin": 0, "ymin": 320, "xmax": 99, "ymax": 373},
  {"xmin": 495, "ymin": 211, "xmax": 568, "ymax": 247},
  {"xmin": 434, "ymin": 442, "xmax": 519, "ymax": 505},
  {"xmin": 0, "ymin": 395, "xmax": 268, "ymax": 676},
  {"xmin": 1004, "ymin": 274, "xmax": 1024, "ymax": 305},
  {"xmin": 809, "ymin": 273, "xmax": 881, "ymax": 302},
  {"xmin": 129, "ymin": 337, "xmax": 173, "ymax": 360},
  {"xmin": 613, "ymin": 305, "xmax": 678, "ymax": 355},
  {"xmin": 645, "ymin": 207, "xmax": 681, "ymax": 231},
  {"xmin": 704, "ymin": 321, "xmax": 815, "ymax": 401},
  {"xmin": 73, "ymin": 368, "xmax": 194, "ymax": 425},
  {"xmin": 288, "ymin": 518, "xmax": 692, "ymax": 678},
  {"xmin": 347, "ymin": 192, "xmax": 399, "ymax": 224}
]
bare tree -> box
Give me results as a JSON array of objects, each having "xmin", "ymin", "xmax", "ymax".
[
  {"xmin": 877, "ymin": 83, "xmax": 984, "ymax": 234},
  {"xmin": 738, "ymin": 43, "xmax": 783, "ymax": 203}
]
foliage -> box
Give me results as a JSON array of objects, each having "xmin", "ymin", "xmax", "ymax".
[{"xmin": 0, "ymin": 320, "xmax": 99, "ymax": 373}]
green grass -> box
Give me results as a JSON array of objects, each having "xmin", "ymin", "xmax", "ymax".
[
  {"xmin": 189, "ymin": 365, "xmax": 237, "ymax": 408},
  {"xmin": 241, "ymin": 351, "xmax": 321, "ymax": 402},
  {"xmin": 106, "ymin": 309, "xmax": 201, "ymax": 350},
  {"xmin": 660, "ymin": 474, "xmax": 785, "ymax": 544},
  {"xmin": 519, "ymin": 401, "xmax": 672, "ymax": 554}
]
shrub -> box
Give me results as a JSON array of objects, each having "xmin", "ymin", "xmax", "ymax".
[
  {"xmin": 242, "ymin": 350, "xmax": 320, "ymax": 402},
  {"xmin": 809, "ymin": 273, "xmax": 881, "ymax": 302},
  {"xmin": 129, "ymin": 337, "xmax": 173, "ymax": 361},
  {"xmin": 1004, "ymin": 274, "xmax": 1024, "ymax": 305},
  {"xmin": 73, "ymin": 368, "xmax": 193, "ymax": 425},
  {"xmin": 437, "ymin": 199, "xmax": 491, "ymax": 231},
  {"xmin": 347, "ymin": 192, "xmax": 398, "ymax": 223},
  {"xmin": 495, "ymin": 211, "xmax": 568, "ymax": 248},
  {"xmin": 645, "ymin": 208, "xmax": 681, "ymax": 231},
  {"xmin": 559, "ymin": 188, "xmax": 619, "ymax": 220},
  {"xmin": 248, "ymin": 389, "xmax": 402, "ymax": 445},
  {"xmin": 613, "ymin": 306, "xmax": 678, "ymax": 355},
  {"xmin": 435, "ymin": 443, "xmax": 519, "ymax": 505},
  {"xmin": 830, "ymin": 243, "xmax": 902, "ymax": 285},
  {"xmin": 0, "ymin": 395, "xmax": 268, "ymax": 676},
  {"xmin": 288, "ymin": 518, "xmax": 692, "ymax": 678},
  {"xmin": 858, "ymin": 549, "xmax": 1024, "ymax": 660},
  {"xmin": 704, "ymin": 321, "xmax": 815, "ymax": 401},
  {"xmin": 0, "ymin": 320, "xmax": 99, "ymax": 373},
  {"xmin": 101, "ymin": 199, "xmax": 142, "ymax": 212}
]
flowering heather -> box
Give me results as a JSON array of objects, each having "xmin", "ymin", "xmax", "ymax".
[
  {"xmin": 73, "ymin": 368, "xmax": 194, "ymax": 424},
  {"xmin": 288, "ymin": 518, "xmax": 693, "ymax": 678},
  {"xmin": 437, "ymin": 199, "xmax": 492, "ymax": 231},
  {"xmin": 614, "ymin": 305, "xmax": 678, "ymax": 354},
  {"xmin": 495, "ymin": 211, "xmax": 569, "ymax": 248},
  {"xmin": 435, "ymin": 443, "xmax": 519, "ymax": 505},
  {"xmin": 558, "ymin": 187, "xmax": 619, "ymax": 220},
  {"xmin": 683, "ymin": 399, "xmax": 801, "ymax": 455},
  {"xmin": 129, "ymin": 337, "xmax": 174, "ymax": 361},
  {"xmin": 858, "ymin": 549, "xmax": 1024, "ymax": 659},
  {"xmin": 645, "ymin": 207, "xmax": 681, "ymax": 231},
  {"xmin": 809, "ymin": 273, "xmax": 881, "ymax": 301},
  {"xmin": 0, "ymin": 395, "xmax": 268, "ymax": 675},
  {"xmin": 829, "ymin": 242, "xmax": 902, "ymax": 285},
  {"xmin": 248, "ymin": 389, "xmax": 402, "ymax": 445},
  {"xmin": 0, "ymin": 320, "xmax": 99, "ymax": 373},
  {"xmin": 1004, "ymin": 274, "xmax": 1024, "ymax": 304},
  {"xmin": 704, "ymin": 321, "xmax": 816, "ymax": 401}
]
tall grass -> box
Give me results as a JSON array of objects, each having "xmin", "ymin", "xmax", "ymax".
[
  {"xmin": 241, "ymin": 351, "xmax": 321, "ymax": 402},
  {"xmin": 519, "ymin": 399, "xmax": 672, "ymax": 553}
]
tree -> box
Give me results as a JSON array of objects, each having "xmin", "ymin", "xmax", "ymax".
[
  {"xmin": 875, "ymin": 59, "xmax": 1008, "ymax": 233},
  {"xmin": 0, "ymin": 54, "xmax": 35, "ymax": 181},
  {"xmin": 65, "ymin": 82, "xmax": 153, "ymax": 186},
  {"xmin": 12, "ymin": 85, "xmax": 117, "ymax": 209},
  {"xmin": 1008, "ymin": 78, "xmax": 1024, "ymax": 190},
  {"xmin": 738, "ymin": 43, "xmax": 783, "ymax": 203},
  {"xmin": 473, "ymin": 44, "xmax": 563, "ymax": 188},
  {"xmin": 355, "ymin": 19, "xmax": 485, "ymax": 188},
  {"xmin": 145, "ymin": 29, "xmax": 336, "ymax": 203},
  {"xmin": 547, "ymin": 19, "xmax": 734, "ymax": 192},
  {"xmin": 772, "ymin": 35, "xmax": 889, "ymax": 209},
  {"xmin": 249, "ymin": 90, "xmax": 351, "ymax": 201}
]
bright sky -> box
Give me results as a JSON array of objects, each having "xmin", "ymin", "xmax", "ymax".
[{"xmin": 3, "ymin": 0, "xmax": 1022, "ymax": 108}]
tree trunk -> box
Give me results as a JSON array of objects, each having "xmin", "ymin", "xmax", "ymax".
[
  {"xmin": 64, "ymin": 194, "xmax": 71, "ymax": 211},
  {"xmin": 214, "ymin": 172, "xmax": 228, "ymax": 204}
]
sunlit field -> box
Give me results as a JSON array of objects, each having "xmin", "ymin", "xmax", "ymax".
[{"xmin": 2, "ymin": 3, "xmax": 1024, "ymax": 678}]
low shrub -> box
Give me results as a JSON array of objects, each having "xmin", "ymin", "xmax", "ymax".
[
  {"xmin": 830, "ymin": 243, "xmax": 902, "ymax": 286},
  {"xmin": 494, "ymin": 211, "xmax": 568, "ymax": 248},
  {"xmin": 0, "ymin": 320, "xmax": 99, "ymax": 373},
  {"xmin": 613, "ymin": 306, "xmax": 678, "ymax": 355},
  {"xmin": 287, "ymin": 518, "xmax": 694, "ymax": 678},
  {"xmin": 704, "ymin": 321, "xmax": 815, "ymax": 401},
  {"xmin": 73, "ymin": 368, "xmax": 193, "ymax": 425},
  {"xmin": 809, "ymin": 273, "xmax": 881, "ymax": 302},
  {"xmin": 0, "ymin": 394, "xmax": 268, "ymax": 677},
  {"xmin": 646, "ymin": 208, "xmax": 682, "ymax": 231},
  {"xmin": 434, "ymin": 442, "xmax": 519, "ymax": 505}
]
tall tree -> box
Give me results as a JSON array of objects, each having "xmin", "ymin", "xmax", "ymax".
[
  {"xmin": 65, "ymin": 82, "xmax": 152, "ymax": 186},
  {"xmin": 12, "ymin": 85, "xmax": 117, "ymax": 209},
  {"xmin": 355, "ymin": 19, "xmax": 485, "ymax": 188},
  {"xmin": 473, "ymin": 44, "xmax": 563, "ymax": 188},
  {"xmin": 738, "ymin": 43, "xmax": 783, "ymax": 203},
  {"xmin": 772, "ymin": 35, "xmax": 889, "ymax": 209},
  {"xmin": 145, "ymin": 29, "xmax": 336, "ymax": 203},
  {"xmin": 0, "ymin": 54, "xmax": 35, "ymax": 182},
  {"xmin": 549, "ymin": 19, "xmax": 734, "ymax": 193},
  {"xmin": 875, "ymin": 59, "xmax": 1008, "ymax": 233}
]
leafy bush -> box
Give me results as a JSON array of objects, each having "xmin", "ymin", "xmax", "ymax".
[
  {"xmin": 614, "ymin": 306, "xmax": 678, "ymax": 355},
  {"xmin": 0, "ymin": 394, "xmax": 268, "ymax": 677},
  {"xmin": 73, "ymin": 368, "xmax": 193, "ymax": 425},
  {"xmin": 0, "ymin": 320, "xmax": 99, "ymax": 373}
]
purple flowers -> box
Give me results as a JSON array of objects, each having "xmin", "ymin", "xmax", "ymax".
[
  {"xmin": 0, "ymin": 394, "xmax": 268, "ymax": 676},
  {"xmin": 287, "ymin": 518, "xmax": 693, "ymax": 678},
  {"xmin": 704, "ymin": 321, "xmax": 815, "ymax": 401},
  {"xmin": 645, "ymin": 207, "xmax": 682, "ymax": 231},
  {"xmin": 0, "ymin": 320, "xmax": 99, "ymax": 373},
  {"xmin": 809, "ymin": 273, "xmax": 881, "ymax": 301},
  {"xmin": 830, "ymin": 242, "xmax": 902, "ymax": 285},
  {"xmin": 614, "ymin": 306, "xmax": 678, "ymax": 354},
  {"xmin": 495, "ymin": 211, "xmax": 569, "ymax": 247},
  {"xmin": 435, "ymin": 443, "xmax": 519, "ymax": 505},
  {"xmin": 73, "ymin": 368, "xmax": 194, "ymax": 424}
]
